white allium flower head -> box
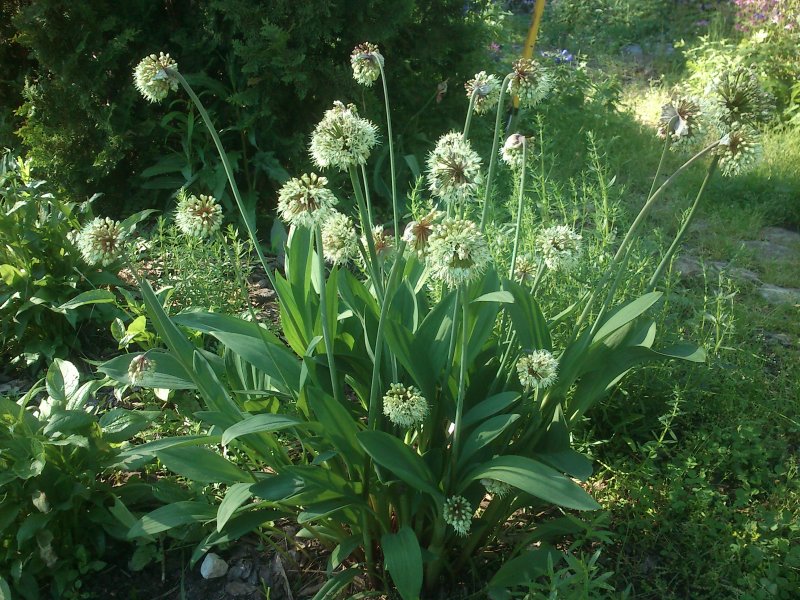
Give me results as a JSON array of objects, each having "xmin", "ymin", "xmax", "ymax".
[
  {"xmin": 351, "ymin": 42, "xmax": 384, "ymax": 87},
  {"xmin": 516, "ymin": 350, "xmax": 559, "ymax": 390},
  {"xmin": 426, "ymin": 217, "xmax": 491, "ymax": 288},
  {"xmin": 310, "ymin": 101, "xmax": 379, "ymax": 171},
  {"xmin": 382, "ymin": 383, "xmax": 429, "ymax": 428},
  {"xmin": 77, "ymin": 217, "xmax": 127, "ymax": 266},
  {"xmin": 716, "ymin": 124, "xmax": 760, "ymax": 177},
  {"xmin": 658, "ymin": 97, "xmax": 701, "ymax": 146},
  {"xmin": 536, "ymin": 225, "xmax": 582, "ymax": 272},
  {"xmin": 175, "ymin": 193, "xmax": 223, "ymax": 239},
  {"xmin": 321, "ymin": 210, "xmax": 358, "ymax": 266},
  {"xmin": 443, "ymin": 495, "xmax": 473, "ymax": 536},
  {"xmin": 277, "ymin": 173, "xmax": 337, "ymax": 228},
  {"xmin": 128, "ymin": 354, "xmax": 155, "ymax": 386},
  {"xmin": 133, "ymin": 52, "xmax": 179, "ymax": 103},
  {"xmin": 426, "ymin": 132, "xmax": 483, "ymax": 205},
  {"xmin": 704, "ymin": 66, "xmax": 773, "ymax": 128},
  {"xmin": 465, "ymin": 71, "xmax": 501, "ymax": 115},
  {"xmin": 514, "ymin": 253, "xmax": 538, "ymax": 283},
  {"xmin": 501, "ymin": 133, "xmax": 527, "ymax": 168},
  {"xmin": 402, "ymin": 209, "xmax": 444, "ymax": 257},
  {"xmin": 480, "ymin": 478, "xmax": 513, "ymax": 497},
  {"xmin": 507, "ymin": 58, "xmax": 552, "ymax": 108}
]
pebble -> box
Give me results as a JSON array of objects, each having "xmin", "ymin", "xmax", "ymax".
[
  {"xmin": 200, "ymin": 552, "xmax": 229, "ymax": 579},
  {"xmin": 758, "ymin": 284, "xmax": 800, "ymax": 305}
]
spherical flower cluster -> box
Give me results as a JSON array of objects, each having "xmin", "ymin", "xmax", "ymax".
[
  {"xmin": 480, "ymin": 478, "xmax": 513, "ymax": 497},
  {"xmin": 507, "ymin": 58, "xmax": 552, "ymax": 108},
  {"xmin": 363, "ymin": 224, "xmax": 395, "ymax": 259},
  {"xmin": 350, "ymin": 42, "xmax": 384, "ymax": 87},
  {"xmin": 514, "ymin": 254, "xmax": 539, "ymax": 283},
  {"xmin": 382, "ymin": 383, "xmax": 429, "ymax": 428},
  {"xmin": 310, "ymin": 101, "xmax": 379, "ymax": 171},
  {"xmin": 536, "ymin": 225, "xmax": 582, "ymax": 272},
  {"xmin": 402, "ymin": 209, "xmax": 444, "ymax": 257},
  {"xmin": 704, "ymin": 66, "xmax": 773, "ymax": 128},
  {"xmin": 128, "ymin": 354, "xmax": 155, "ymax": 386},
  {"xmin": 465, "ymin": 71, "xmax": 501, "ymax": 115},
  {"xmin": 717, "ymin": 124, "xmax": 760, "ymax": 177},
  {"xmin": 321, "ymin": 211, "xmax": 358, "ymax": 266},
  {"xmin": 443, "ymin": 495, "xmax": 473, "ymax": 536},
  {"xmin": 77, "ymin": 217, "xmax": 127, "ymax": 266},
  {"xmin": 501, "ymin": 133, "xmax": 527, "ymax": 169},
  {"xmin": 426, "ymin": 218, "xmax": 492, "ymax": 287},
  {"xmin": 277, "ymin": 173, "xmax": 337, "ymax": 228},
  {"xmin": 133, "ymin": 53, "xmax": 178, "ymax": 103},
  {"xmin": 175, "ymin": 193, "xmax": 223, "ymax": 239},
  {"xmin": 658, "ymin": 97, "xmax": 701, "ymax": 146},
  {"xmin": 426, "ymin": 132, "xmax": 483, "ymax": 205},
  {"xmin": 516, "ymin": 350, "xmax": 559, "ymax": 390}
]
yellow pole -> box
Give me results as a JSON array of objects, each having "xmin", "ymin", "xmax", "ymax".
[{"xmin": 512, "ymin": 0, "xmax": 547, "ymax": 110}]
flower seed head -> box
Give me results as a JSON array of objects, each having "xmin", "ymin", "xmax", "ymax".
[
  {"xmin": 716, "ymin": 124, "xmax": 760, "ymax": 177},
  {"xmin": 402, "ymin": 209, "xmax": 444, "ymax": 257},
  {"xmin": 536, "ymin": 225, "xmax": 582, "ymax": 272},
  {"xmin": 362, "ymin": 224, "xmax": 395, "ymax": 259},
  {"xmin": 382, "ymin": 383, "xmax": 429, "ymax": 428},
  {"xmin": 501, "ymin": 133, "xmax": 527, "ymax": 168},
  {"xmin": 277, "ymin": 173, "xmax": 337, "ymax": 228},
  {"xmin": 321, "ymin": 210, "xmax": 358, "ymax": 266},
  {"xmin": 465, "ymin": 71, "xmax": 501, "ymax": 115},
  {"xmin": 658, "ymin": 97, "xmax": 701, "ymax": 145},
  {"xmin": 310, "ymin": 101, "xmax": 379, "ymax": 171},
  {"xmin": 705, "ymin": 66, "xmax": 773, "ymax": 128},
  {"xmin": 443, "ymin": 495, "xmax": 473, "ymax": 536},
  {"xmin": 133, "ymin": 52, "xmax": 179, "ymax": 103},
  {"xmin": 516, "ymin": 350, "xmax": 559, "ymax": 390},
  {"xmin": 514, "ymin": 254, "xmax": 539, "ymax": 283},
  {"xmin": 77, "ymin": 217, "xmax": 127, "ymax": 266},
  {"xmin": 426, "ymin": 132, "xmax": 483, "ymax": 205},
  {"xmin": 507, "ymin": 58, "xmax": 552, "ymax": 108},
  {"xmin": 426, "ymin": 217, "xmax": 491, "ymax": 288},
  {"xmin": 481, "ymin": 478, "xmax": 513, "ymax": 497},
  {"xmin": 128, "ymin": 354, "xmax": 155, "ymax": 386},
  {"xmin": 175, "ymin": 192, "xmax": 223, "ymax": 239},
  {"xmin": 351, "ymin": 42, "xmax": 384, "ymax": 87}
]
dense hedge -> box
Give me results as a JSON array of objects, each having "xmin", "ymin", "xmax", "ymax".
[{"xmin": 2, "ymin": 0, "xmax": 491, "ymax": 221}]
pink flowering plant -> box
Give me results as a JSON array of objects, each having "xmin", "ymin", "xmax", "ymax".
[{"xmin": 94, "ymin": 45, "xmax": 767, "ymax": 597}]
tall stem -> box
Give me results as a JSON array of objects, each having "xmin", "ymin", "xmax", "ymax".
[
  {"xmin": 508, "ymin": 138, "xmax": 529, "ymax": 280},
  {"xmin": 377, "ymin": 61, "xmax": 399, "ymax": 247},
  {"xmin": 480, "ymin": 74, "xmax": 514, "ymax": 232},
  {"xmin": 463, "ymin": 91, "xmax": 478, "ymax": 139},
  {"xmin": 314, "ymin": 226, "xmax": 342, "ymax": 404},
  {"xmin": 349, "ymin": 166, "xmax": 384, "ymax": 302},
  {"xmin": 450, "ymin": 291, "xmax": 470, "ymax": 475},
  {"xmin": 647, "ymin": 157, "xmax": 719, "ymax": 292}
]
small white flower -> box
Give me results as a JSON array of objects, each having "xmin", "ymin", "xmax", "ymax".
[
  {"xmin": 310, "ymin": 101, "xmax": 379, "ymax": 171},
  {"xmin": 321, "ymin": 211, "xmax": 358, "ymax": 266},
  {"xmin": 426, "ymin": 218, "xmax": 491, "ymax": 288},
  {"xmin": 536, "ymin": 225, "xmax": 582, "ymax": 272},
  {"xmin": 175, "ymin": 193, "xmax": 223, "ymax": 239},
  {"xmin": 351, "ymin": 42, "xmax": 384, "ymax": 87},
  {"xmin": 426, "ymin": 132, "xmax": 483, "ymax": 205},
  {"xmin": 77, "ymin": 217, "xmax": 127, "ymax": 266},
  {"xmin": 465, "ymin": 71, "xmax": 501, "ymax": 115},
  {"xmin": 382, "ymin": 383, "xmax": 429, "ymax": 428},
  {"xmin": 277, "ymin": 173, "xmax": 337, "ymax": 228},
  {"xmin": 507, "ymin": 58, "xmax": 552, "ymax": 108},
  {"xmin": 443, "ymin": 495, "xmax": 473, "ymax": 536},
  {"xmin": 133, "ymin": 52, "xmax": 178, "ymax": 103},
  {"xmin": 516, "ymin": 350, "xmax": 559, "ymax": 390}
]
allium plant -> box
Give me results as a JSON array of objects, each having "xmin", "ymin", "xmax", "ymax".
[
  {"xmin": 107, "ymin": 46, "xmax": 771, "ymax": 598},
  {"xmin": 77, "ymin": 217, "xmax": 127, "ymax": 266}
]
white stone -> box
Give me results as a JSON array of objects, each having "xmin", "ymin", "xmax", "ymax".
[{"xmin": 200, "ymin": 552, "xmax": 229, "ymax": 579}]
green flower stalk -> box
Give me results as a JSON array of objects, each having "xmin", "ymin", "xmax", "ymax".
[
  {"xmin": 426, "ymin": 217, "xmax": 491, "ymax": 287},
  {"xmin": 133, "ymin": 52, "xmax": 178, "ymax": 103},
  {"xmin": 77, "ymin": 217, "xmax": 127, "ymax": 266},
  {"xmin": 426, "ymin": 132, "xmax": 483, "ymax": 206},
  {"xmin": 516, "ymin": 350, "xmax": 559, "ymax": 390},
  {"xmin": 310, "ymin": 101, "xmax": 379, "ymax": 172},
  {"xmin": 382, "ymin": 383, "xmax": 429, "ymax": 428},
  {"xmin": 277, "ymin": 173, "xmax": 337, "ymax": 228},
  {"xmin": 175, "ymin": 192, "xmax": 223, "ymax": 239}
]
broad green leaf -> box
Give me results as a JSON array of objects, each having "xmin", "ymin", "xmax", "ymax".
[
  {"xmin": 156, "ymin": 446, "xmax": 249, "ymax": 484},
  {"xmin": 42, "ymin": 410, "xmax": 94, "ymax": 437},
  {"xmin": 99, "ymin": 408, "xmax": 158, "ymax": 443},
  {"xmin": 97, "ymin": 350, "xmax": 196, "ymax": 389},
  {"xmin": 358, "ymin": 431, "xmax": 442, "ymax": 501},
  {"xmin": 329, "ymin": 535, "xmax": 361, "ymax": 572},
  {"xmin": 464, "ymin": 455, "xmax": 599, "ymax": 511},
  {"xmin": 190, "ymin": 507, "xmax": 283, "ymax": 567},
  {"xmin": 217, "ymin": 483, "xmax": 254, "ymax": 531},
  {"xmin": 56, "ymin": 289, "xmax": 116, "ymax": 311},
  {"xmin": 46, "ymin": 358, "xmax": 79, "ymax": 404},
  {"xmin": 457, "ymin": 414, "xmax": 520, "ymax": 470},
  {"xmin": 297, "ymin": 499, "xmax": 354, "ymax": 524},
  {"xmin": 211, "ymin": 331, "xmax": 300, "ymax": 396},
  {"xmin": 533, "ymin": 414, "xmax": 593, "ymax": 481},
  {"xmin": 251, "ymin": 473, "xmax": 304, "ymax": 501},
  {"xmin": 592, "ymin": 291, "xmax": 662, "ymax": 343},
  {"xmin": 462, "ymin": 392, "xmax": 520, "ymax": 428},
  {"xmin": 310, "ymin": 568, "xmax": 360, "ymax": 600},
  {"xmin": 139, "ymin": 278, "xmax": 195, "ymax": 372},
  {"xmin": 0, "ymin": 575, "xmax": 12, "ymax": 600},
  {"xmin": 192, "ymin": 350, "xmax": 243, "ymax": 423},
  {"xmin": 487, "ymin": 546, "xmax": 561, "ymax": 597},
  {"xmin": 657, "ymin": 342, "xmax": 705, "ymax": 363},
  {"xmin": 382, "ymin": 526, "xmax": 423, "ymax": 600},
  {"xmin": 472, "ymin": 290, "xmax": 514, "ymax": 304},
  {"xmin": 128, "ymin": 501, "xmax": 215, "ymax": 538},
  {"xmin": 503, "ymin": 279, "xmax": 551, "ymax": 351},
  {"xmin": 306, "ymin": 390, "xmax": 364, "ymax": 466},
  {"xmin": 221, "ymin": 414, "xmax": 307, "ymax": 446}
]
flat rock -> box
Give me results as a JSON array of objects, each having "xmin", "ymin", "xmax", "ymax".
[
  {"xmin": 200, "ymin": 552, "xmax": 229, "ymax": 579},
  {"xmin": 761, "ymin": 227, "xmax": 800, "ymax": 247},
  {"xmin": 758, "ymin": 284, "xmax": 800, "ymax": 305},
  {"xmin": 225, "ymin": 581, "xmax": 258, "ymax": 596},
  {"xmin": 764, "ymin": 331, "xmax": 794, "ymax": 347},
  {"xmin": 742, "ymin": 240, "xmax": 796, "ymax": 261},
  {"xmin": 710, "ymin": 261, "xmax": 760, "ymax": 284},
  {"xmin": 674, "ymin": 255, "xmax": 703, "ymax": 278}
]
